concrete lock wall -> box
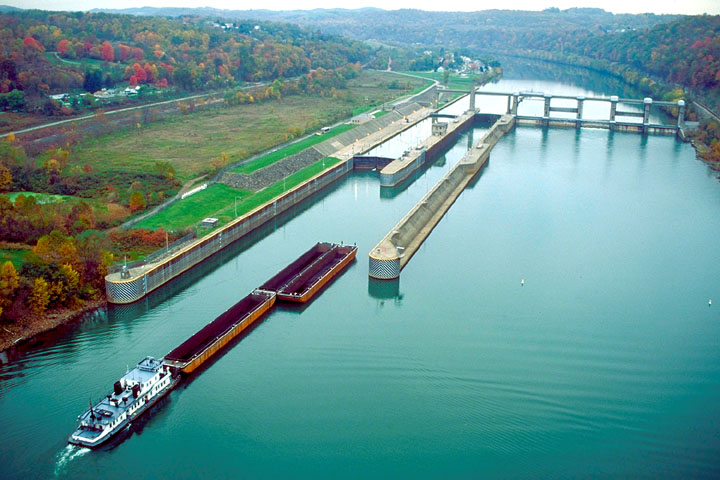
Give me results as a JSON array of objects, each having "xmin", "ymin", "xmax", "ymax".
[
  {"xmin": 368, "ymin": 115, "xmax": 515, "ymax": 280},
  {"xmin": 106, "ymin": 158, "xmax": 354, "ymax": 304},
  {"xmin": 379, "ymin": 112, "xmax": 475, "ymax": 188}
]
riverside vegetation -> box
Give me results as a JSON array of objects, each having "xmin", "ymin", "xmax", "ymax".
[{"xmin": 0, "ymin": 60, "xmax": 426, "ymax": 349}]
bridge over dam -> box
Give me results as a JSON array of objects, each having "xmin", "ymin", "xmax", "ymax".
[
  {"xmin": 438, "ymin": 86, "xmax": 688, "ymax": 135},
  {"xmin": 106, "ymin": 89, "xmax": 687, "ymax": 302}
]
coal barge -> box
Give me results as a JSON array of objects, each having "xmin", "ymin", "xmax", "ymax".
[
  {"xmin": 70, "ymin": 242, "xmax": 354, "ymax": 447},
  {"xmin": 164, "ymin": 289, "xmax": 276, "ymax": 374},
  {"xmin": 262, "ymin": 242, "xmax": 357, "ymax": 303}
]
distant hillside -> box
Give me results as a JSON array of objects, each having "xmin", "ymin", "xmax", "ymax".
[
  {"xmin": 92, "ymin": 7, "xmax": 679, "ymax": 49},
  {"xmin": 92, "ymin": 7, "xmax": 718, "ymax": 111}
]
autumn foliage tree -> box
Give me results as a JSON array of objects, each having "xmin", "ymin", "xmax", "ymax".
[
  {"xmin": 101, "ymin": 41, "xmax": 114, "ymax": 62},
  {"xmin": 129, "ymin": 191, "xmax": 146, "ymax": 212},
  {"xmin": 0, "ymin": 261, "xmax": 19, "ymax": 319},
  {"xmin": 29, "ymin": 277, "xmax": 49, "ymax": 314}
]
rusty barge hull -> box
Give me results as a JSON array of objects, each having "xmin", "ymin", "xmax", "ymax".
[
  {"xmin": 261, "ymin": 242, "xmax": 357, "ymax": 303},
  {"xmin": 163, "ymin": 289, "xmax": 276, "ymax": 374}
]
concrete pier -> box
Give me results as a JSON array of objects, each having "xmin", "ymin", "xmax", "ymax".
[{"xmin": 369, "ymin": 115, "xmax": 516, "ymax": 279}]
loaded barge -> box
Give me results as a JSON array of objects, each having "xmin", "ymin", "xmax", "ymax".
[
  {"xmin": 69, "ymin": 242, "xmax": 354, "ymax": 447},
  {"xmin": 164, "ymin": 289, "xmax": 276, "ymax": 374},
  {"xmin": 262, "ymin": 242, "xmax": 357, "ymax": 303}
]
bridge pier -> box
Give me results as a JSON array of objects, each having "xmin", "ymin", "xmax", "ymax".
[
  {"xmin": 543, "ymin": 93, "xmax": 552, "ymax": 127},
  {"xmin": 677, "ymin": 100, "xmax": 686, "ymax": 127},
  {"xmin": 576, "ymin": 96, "xmax": 584, "ymax": 129},
  {"xmin": 468, "ymin": 89, "xmax": 476, "ymax": 113},
  {"xmin": 643, "ymin": 97, "xmax": 652, "ymax": 134},
  {"xmin": 609, "ymin": 96, "xmax": 618, "ymax": 131},
  {"xmin": 511, "ymin": 93, "xmax": 519, "ymax": 115}
]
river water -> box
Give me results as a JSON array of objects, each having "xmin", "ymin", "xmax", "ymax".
[{"xmin": 1, "ymin": 60, "xmax": 719, "ymax": 479}]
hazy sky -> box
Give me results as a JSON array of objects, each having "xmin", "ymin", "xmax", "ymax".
[{"xmin": 6, "ymin": 0, "xmax": 720, "ymax": 15}]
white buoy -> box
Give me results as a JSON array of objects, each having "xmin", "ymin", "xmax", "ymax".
[{"xmin": 521, "ymin": 279, "xmax": 525, "ymax": 286}]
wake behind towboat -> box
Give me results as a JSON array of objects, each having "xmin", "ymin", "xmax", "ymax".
[{"xmin": 68, "ymin": 356, "xmax": 179, "ymax": 448}]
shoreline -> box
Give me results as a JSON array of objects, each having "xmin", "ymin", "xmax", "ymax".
[{"xmin": 0, "ymin": 298, "xmax": 106, "ymax": 354}]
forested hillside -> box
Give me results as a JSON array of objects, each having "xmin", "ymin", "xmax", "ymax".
[
  {"xmin": 97, "ymin": 7, "xmax": 717, "ymax": 107},
  {"xmin": 0, "ymin": 10, "xmax": 370, "ymax": 112}
]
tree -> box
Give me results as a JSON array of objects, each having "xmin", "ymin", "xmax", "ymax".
[
  {"xmin": 0, "ymin": 163, "xmax": 11, "ymax": 192},
  {"xmin": 101, "ymin": 41, "xmax": 114, "ymax": 62},
  {"xmin": 129, "ymin": 191, "xmax": 146, "ymax": 212},
  {"xmin": 29, "ymin": 277, "xmax": 50, "ymax": 314},
  {"xmin": 33, "ymin": 230, "xmax": 80, "ymax": 271},
  {"xmin": 154, "ymin": 161, "xmax": 175, "ymax": 179},
  {"xmin": 0, "ymin": 90, "xmax": 25, "ymax": 111},
  {"xmin": 57, "ymin": 39, "xmax": 70, "ymax": 55},
  {"xmin": 0, "ymin": 261, "xmax": 19, "ymax": 314},
  {"xmin": 83, "ymin": 66, "xmax": 103, "ymax": 93}
]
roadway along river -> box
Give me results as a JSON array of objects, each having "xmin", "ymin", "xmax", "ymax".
[{"xmin": 1, "ymin": 61, "xmax": 719, "ymax": 479}]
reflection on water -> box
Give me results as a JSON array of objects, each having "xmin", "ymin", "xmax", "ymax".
[{"xmin": 368, "ymin": 277, "xmax": 401, "ymax": 300}]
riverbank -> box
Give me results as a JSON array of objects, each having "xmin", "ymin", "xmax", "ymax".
[{"xmin": 0, "ymin": 298, "xmax": 106, "ymax": 353}]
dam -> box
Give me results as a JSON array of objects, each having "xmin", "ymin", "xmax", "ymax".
[
  {"xmin": 3, "ymin": 61, "xmax": 720, "ymax": 479},
  {"xmin": 106, "ymin": 83, "xmax": 689, "ymax": 302}
]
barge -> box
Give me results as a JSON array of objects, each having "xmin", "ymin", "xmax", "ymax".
[
  {"xmin": 163, "ymin": 289, "xmax": 276, "ymax": 374},
  {"xmin": 261, "ymin": 242, "xmax": 357, "ymax": 303},
  {"xmin": 68, "ymin": 356, "xmax": 179, "ymax": 448}
]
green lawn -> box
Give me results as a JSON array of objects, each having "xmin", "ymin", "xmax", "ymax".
[
  {"xmin": 232, "ymin": 124, "xmax": 354, "ymax": 174},
  {"xmin": 0, "ymin": 248, "xmax": 30, "ymax": 268},
  {"xmin": 134, "ymin": 184, "xmax": 251, "ymax": 231},
  {"xmin": 134, "ymin": 157, "xmax": 342, "ymax": 231},
  {"xmin": 45, "ymin": 51, "xmax": 116, "ymax": 68}
]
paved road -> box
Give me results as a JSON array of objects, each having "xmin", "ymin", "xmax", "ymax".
[{"xmin": 0, "ymin": 92, "xmax": 219, "ymax": 138}]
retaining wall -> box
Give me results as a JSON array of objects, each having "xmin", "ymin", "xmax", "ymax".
[{"xmin": 106, "ymin": 158, "xmax": 354, "ymax": 304}]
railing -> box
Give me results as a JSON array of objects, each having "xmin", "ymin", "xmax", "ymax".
[{"xmin": 108, "ymin": 232, "xmax": 197, "ymax": 274}]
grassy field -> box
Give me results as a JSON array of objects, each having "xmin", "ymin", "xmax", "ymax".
[
  {"xmin": 232, "ymin": 124, "xmax": 354, "ymax": 174},
  {"xmin": 135, "ymin": 157, "xmax": 342, "ymax": 231},
  {"xmin": 70, "ymin": 71, "xmax": 426, "ymax": 183},
  {"xmin": 134, "ymin": 183, "xmax": 251, "ymax": 231}
]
